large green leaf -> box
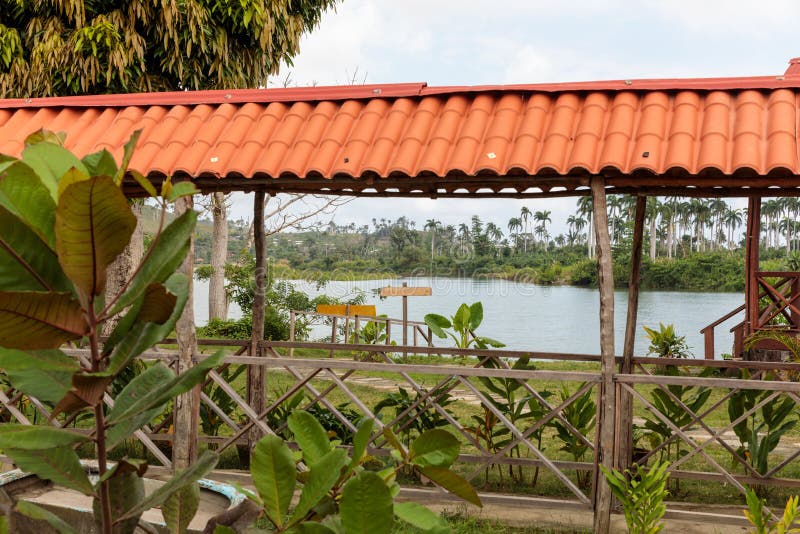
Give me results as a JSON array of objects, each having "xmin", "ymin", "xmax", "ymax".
[
  {"xmin": 0, "ymin": 160, "xmax": 57, "ymax": 247},
  {"xmin": 95, "ymin": 468, "xmax": 145, "ymax": 533},
  {"xmin": 105, "ymin": 352, "xmax": 223, "ymax": 426},
  {"xmin": 0, "ymin": 291, "xmax": 86, "ymax": 349},
  {"xmin": 55, "ymin": 176, "xmax": 136, "ymax": 296},
  {"xmin": 162, "ymin": 482, "xmax": 200, "ymax": 534},
  {"xmin": 21, "ymin": 139, "xmax": 88, "ymax": 201},
  {"xmin": 409, "ymin": 429, "xmax": 460, "ymax": 469},
  {"xmin": 6, "ymin": 446, "xmax": 93, "ymax": 495},
  {"xmin": 82, "ymin": 149, "xmax": 118, "ymax": 179},
  {"xmin": 288, "ymin": 411, "xmax": 332, "ymax": 466},
  {"xmin": 289, "ymin": 449, "xmax": 348, "ymax": 525},
  {"xmin": 117, "ymin": 450, "xmax": 218, "ymax": 521},
  {"xmin": 115, "ymin": 131, "xmax": 141, "ymax": 184},
  {"xmin": 393, "ymin": 502, "xmax": 449, "ymax": 533},
  {"xmin": 110, "ymin": 210, "xmax": 197, "ymax": 315},
  {"xmin": 104, "ymin": 274, "xmax": 189, "ymax": 371},
  {"xmin": 423, "ymin": 314, "xmax": 451, "ymax": 339},
  {"xmin": 468, "ymin": 302, "xmax": 483, "ymax": 331},
  {"xmin": 251, "ymin": 434, "xmax": 297, "ymax": 528},
  {"xmin": 293, "ymin": 523, "xmax": 336, "ymax": 534},
  {"xmin": 348, "ymin": 419, "xmax": 374, "ymax": 473},
  {"xmin": 106, "ymin": 363, "xmax": 174, "ymax": 450},
  {"xmin": 418, "ymin": 467, "xmax": 481, "ymax": 507},
  {"xmin": 0, "ymin": 206, "xmax": 70, "ymax": 291},
  {"xmin": 0, "ymin": 348, "xmax": 77, "ymax": 403},
  {"xmin": 340, "ymin": 472, "xmax": 393, "ymax": 534},
  {"xmin": 0, "ymin": 425, "xmax": 89, "ymax": 449},
  {"xmin": 14, "ymin": 500, "xmax": 79, "ymax": 534},
  {"xmin": 452, "ymin": 304, "xmax": 470, "ymax": 333}
]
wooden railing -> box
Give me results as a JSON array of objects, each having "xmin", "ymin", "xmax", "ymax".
[
  {"xmin": 700, "ymin": 272, "xmax": 800, "ymax": 359},
  {"xmin": 10, "ymin": 339, "xmax": 800, "ymax": 528}
]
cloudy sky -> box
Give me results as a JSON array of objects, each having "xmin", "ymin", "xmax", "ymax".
[{"xmin": 225, "ymin": 0, "xmax": 799, "ymax": 234}]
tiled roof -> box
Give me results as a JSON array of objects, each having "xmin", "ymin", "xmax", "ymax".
[{"xmin": 2, "ymin": 59, "xmax": 800, "ymax": 197}]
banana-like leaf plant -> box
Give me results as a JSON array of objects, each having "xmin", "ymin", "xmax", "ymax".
[
  {"xmin": 424, "ymin": 302, "xmax": 504, "ymax": 351},
  {"xmin": 0, "ymin": 130, "xmax": 221, "ymax": 533}
]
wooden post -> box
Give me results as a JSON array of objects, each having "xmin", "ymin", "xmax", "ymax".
[
  {"xmin": 744, "ymin": 196, "xmax": 762, "ymax": 347},
  {"xmin": 330, "ymin": 317, "xmax": 338, "ymax": 358},
  {"xmin": 344, "ymin": 305, "xmax": 351, "ymax": 344},
  {"xmin": 385, "ymin": 318, "xmax": 391, "ymax": 345},
  {"xmin": 591, "ymin": 178, "xmax": 615, "ymax": 534},
  {"xmin": 289, "ymin": 311, "xmax": 295, "ymax": 358},
  {"xmin": 354, "ymin": 315, "xmax": 361, "ymax": 343},
  {"xmin": 402, "ymin": 282, "xmax": 409, "ymax": 358},
  {"xmin": 173, "ymin": 194, "xmax": 199, "ymax": 470},
  {"xmin": 617, "ymin": 195, "xmax": 645, "ymax": 471},
  {"xmin": 248, "ymin": 191, "xmax": 267, "ymax": 448}
]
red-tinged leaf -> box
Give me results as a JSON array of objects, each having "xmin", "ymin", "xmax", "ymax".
[
  {"xmin": 137, "ymin": 283, "xmax": 177, "ymax": 324},
  {"xmin": 0, "ymin": 291, "xmax": 86, "ymax": 349},
  {"xmin": 55, "ymin": 176, "xmax": 136, "ymax": 296},
  {"xmin": 51, "ymin": 373, "xmax": 113, "ymax": 418}
]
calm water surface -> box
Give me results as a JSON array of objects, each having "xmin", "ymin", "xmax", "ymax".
[{"xmin": 194, "ymin": 277, "xmax": 743, "ymax": 358}]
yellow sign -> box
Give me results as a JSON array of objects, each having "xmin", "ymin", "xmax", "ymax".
[
  {"xmin": 315, "ymin": 304, "xmax": 377, "ymax": 317},
  {"xmin": 379, "ymin": 286, "xmax": 432, "ymax": 297}
]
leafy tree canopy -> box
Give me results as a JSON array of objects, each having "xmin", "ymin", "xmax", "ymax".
[{"xmin": 0, "ymin": 0, "xmax": 338, "ymax": 97}]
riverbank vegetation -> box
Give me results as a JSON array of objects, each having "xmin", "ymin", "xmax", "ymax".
[{"xmin": 189, "ymin": 196, "xmax": 800, "ymax": 293}]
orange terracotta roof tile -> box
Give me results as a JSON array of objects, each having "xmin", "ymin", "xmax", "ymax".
[{"xmin": 2, "ymin": 61, "xmax": 800, "ymax": 196}]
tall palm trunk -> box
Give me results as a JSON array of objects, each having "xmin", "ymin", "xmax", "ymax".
[{"xmin": 209, "ymin": 192, "xmax": 229, "ymax": 321}]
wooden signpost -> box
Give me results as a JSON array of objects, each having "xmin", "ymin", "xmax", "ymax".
[{"xmin": 379, "ymin": 282, "xmax": 432, "ymax": 356}]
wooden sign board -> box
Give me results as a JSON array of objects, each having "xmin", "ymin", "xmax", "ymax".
[
  {"xmin": 380, "ymin": 287, "xmax": 432, "ymax": 297},
  {"xmin": 316, "ymin": 304, "xmax": 377, "ymax": 317}
]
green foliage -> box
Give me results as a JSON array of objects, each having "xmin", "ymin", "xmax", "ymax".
[
  {"xmin": 374, "ymin": 388, "xmax": 455, "ymax": 447},
  {"xmin": 0, "ymin": 0, "xmax": 339, "ymax": 97},
  {"xmin": 600, "ymin": 461, "xmax": 670, "ymax": 534},
  {"xmin": 728, "ymin": 371, "xmax": 797, "ymax": 480},
  {"xmin": 0, "ymin": 131, "xmax": 217, "ymax": 533},
  {"xmin": 425, "ymin": 302, "xmax": 505, "ymax": 350},
  {"xmin": 643, "ymin": 323, "xmax": 691, "ymax": 359},
  {"xmin": 242, "ymin": 411, "xmax": 480, "ymax": 532},
  {"xmin": 640, "ymin": 366, "xmax": 711, "ymax": 468},
  {"xmin": 744, "ymin": 486, "xmax": 800, "ymax": 534},
  {"xmin": 472, "ymin": 356, "xmax": 551, "ymax": 485},
  {"xmin": 550, "ymin": 384, "xmax": 595, "ymax": 489}
]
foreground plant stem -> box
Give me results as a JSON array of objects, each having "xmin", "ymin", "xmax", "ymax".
[{"xmin": 89, "ymin": 307, "xmax": 113, "ymax": 534}]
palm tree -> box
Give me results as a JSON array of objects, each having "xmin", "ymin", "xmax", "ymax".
[
  {"xmin": 723, "ymin": 207, "xmax": 743, "ymax": 250},
  {"xmin": 424, "ymin": 219, "xmax": 441, "ymax": 259},
  {"xmin": 520, "ymin": 206, "xmax": 532, "ymax": 253},
  {"xmin": 646, "ymin": 197, "xmax": 661, "ymax": 260},
  {"xmin": 485, "ymin": 222, "xmax": 503, "ymax": 244},
  {"xmin": 576, "ymin": 196, "xmax": 594, "ymax": 258},
  {"xmin": 533, "ymin": 210, "xmax": 552, "ymax": 249},
  {"xmin": 507, "ymin": 217, "xmax": 522, "ymax": 252}
]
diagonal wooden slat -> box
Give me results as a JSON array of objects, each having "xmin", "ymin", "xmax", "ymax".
[{"xmin": 458, "ymin": 377, "xmax": 591, "ymax": 504}]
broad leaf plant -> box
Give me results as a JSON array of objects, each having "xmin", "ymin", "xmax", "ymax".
[
  {"xmin": 215, "ymin": 411, "xmax": 481, "ymax": 534},
  {"xmin": 0, "ymin": 130, "xmax": 222, "ymax": 533}
]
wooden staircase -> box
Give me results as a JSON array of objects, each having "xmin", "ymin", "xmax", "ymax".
[{"xmin": 701, "ymin": 272, "xmax": 800, "ymax": 359}]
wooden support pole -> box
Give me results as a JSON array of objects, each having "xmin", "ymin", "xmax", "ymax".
[
  {"xmin": 248, "ymin": 191, "xmax": 267, "ymax": 448},
  {"xmin": 289, "ymin": 311, "xmax": 295, "ymax": 358},
  {"xmin": 617, "ymin": 194, "xmax": 645, "ymax": 471},
  {"xmin": 591, "ymin": 177, "xmax": 615, "ymax": 534},
  {"xmin": 402, "ymin": 282, "xmax": 409, "ymax": 360},
  {"xmin": 744, "ymin": 196, "xmax": 762, "ymax": 346},
  {"xmin": 173, "ymin": 195, "xmax": 199, "ymax": 470}
]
